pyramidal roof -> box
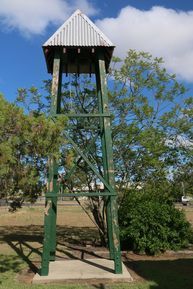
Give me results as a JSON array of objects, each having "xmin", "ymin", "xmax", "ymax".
[{"xmin": 43, "ymin": 9, "xmax": 114, "ymax": 47}]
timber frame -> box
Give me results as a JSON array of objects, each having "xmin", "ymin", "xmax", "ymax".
[{"xmin": 40, "ymin": 11, "xmax": 122, "ymax": 276}]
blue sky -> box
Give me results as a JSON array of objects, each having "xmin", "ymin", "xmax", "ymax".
[{"xmin": 0, "ymin": 0, "xmax": 193, "ymax": 102}]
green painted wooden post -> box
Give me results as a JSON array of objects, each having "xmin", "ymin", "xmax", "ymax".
[
  {"xmin": 96, "ymin": 53, "xmax": 122, "ymax": 274},
  {"xmin": 49, "ymin": 50, "xmax": 62, "ymax": 262},
  {"xmin": 40, "ymin": 199, "xmax": 52, "ymax": 275},
  {"xmin": 49, "ymin": 162, "xmax": 59, "ymax": 261},
  {"xmin": 40, "ymin": 160, "xmax": 53, "ymax": 275},
  {"xmin": 40, "ymin": 50, "xmax": 62, "ymax": 275},
  {"xmin": 95, "ymin": 64, "xmax": 114, "ymax": 260}
]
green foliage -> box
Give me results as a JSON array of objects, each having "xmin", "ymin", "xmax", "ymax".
[
  {"xmin": 0, "ymin": 94, "xmax": 66, "ymax": 208},
  {"xmin": 119, "ymin": 191, "xmax": 193, "ymax": 254},
  {"xmin": 110, "ymin": 50, "xmax": 192, "ymax": 190}
]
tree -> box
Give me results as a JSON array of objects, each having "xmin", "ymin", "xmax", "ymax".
[
  {"xmin": 0, "ymin": 94, "xmax": 66, "ymax": 210},
  {"xmin": 111, "ymin": 51, "xmax": 192, "ymax": 193},
  {"xmin": 12, "ymin": 50, "xmax": 193, "ymax": 248}
]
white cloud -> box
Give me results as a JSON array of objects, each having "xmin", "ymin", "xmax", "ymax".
[
  {"xmin": 0, "ymin": 0, "xmax": 97, "ymax": 36},
  {"xmin": 96, "ymin": 6, "xmax": 193, "ymax": 82}
]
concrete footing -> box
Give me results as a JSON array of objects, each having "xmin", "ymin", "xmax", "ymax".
[{"xmin": 33, "ymin": 258, "xmax": 133, "ymax": 284}]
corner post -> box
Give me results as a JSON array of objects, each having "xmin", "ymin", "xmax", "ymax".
[
  {"xmin": 96, "ymin": 53, "xmax": 122, "ymax": 274},
  {"xmin": 40, "ymin": 50, "xmax": 62, "ymax": 275},
  {"xmin": 96, "ymin": 62, "xmax": 114, "ymax": 260}
]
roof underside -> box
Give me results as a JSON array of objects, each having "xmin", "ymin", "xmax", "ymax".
[{"xmin": 43, "ymin": 9, "xmax": 114, "ymax": 47}]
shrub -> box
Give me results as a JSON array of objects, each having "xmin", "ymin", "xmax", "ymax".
[{"xmin": 119, "ymin": 191, "xmax": 193, "ymax": 255}]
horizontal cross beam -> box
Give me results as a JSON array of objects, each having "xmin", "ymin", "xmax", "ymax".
[
  {"xmin": 55, "ymin": 113, "xmax": 111, "ymax": 118},
  {"xmin": 45, "ymin": 191, "xmax": 115, "ymax": 197}
]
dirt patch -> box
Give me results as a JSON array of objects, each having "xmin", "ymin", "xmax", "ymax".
[{"xmin": 17, "ymin": 267, "xmax": 37, "ymax": 284}]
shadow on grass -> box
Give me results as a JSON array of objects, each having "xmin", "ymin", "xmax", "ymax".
[
  {"xmin": 92, "ymin": 284, "xmax": 107, "ymax": 289},
  {"xmin": 0, "ymin": 225, "xmax": 99, "ymax": 246},
  {"xmin": 0, "ymin": 225, "xmax": 100, "ymax": 274},
  {"xmin": 125, "ymin": 258, "xmax": 193, "ymax": 289}
]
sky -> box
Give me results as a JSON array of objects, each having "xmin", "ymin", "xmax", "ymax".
[{"xmin": 0, "ymin": 0, "xmax": 193, "ymax": 102}]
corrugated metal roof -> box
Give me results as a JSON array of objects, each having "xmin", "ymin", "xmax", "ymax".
[{"xmin": 43, "ymin": 9, "xmax": 114, "ymax": 47}]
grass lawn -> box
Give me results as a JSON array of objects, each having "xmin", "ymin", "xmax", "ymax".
[{"xmin": 0, "ymin": 202, "xmax": 193, "ymax": 289}]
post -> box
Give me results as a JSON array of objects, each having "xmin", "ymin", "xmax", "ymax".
[
  {"xmin": 96, "ymin": 64, "xmax": 114, "ymax": 260},
  {"xmin": 40, "ymin": 50, "xmax": 62, "ymax": 275},
  {"xmin": 96, "ymin": 53, "xmax": 122, "ymax": 273}
]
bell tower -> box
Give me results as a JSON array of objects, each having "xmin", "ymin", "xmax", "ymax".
[{"xmin": 40, "ymin": 9, "xmax": 122, "ymax": 276}]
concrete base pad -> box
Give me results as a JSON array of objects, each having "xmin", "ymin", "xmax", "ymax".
[{"xmin": 33, "ymin": 259, "xmax": 133, "ymax": 284}]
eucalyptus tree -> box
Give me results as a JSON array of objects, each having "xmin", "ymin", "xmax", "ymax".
[{"xmin": 0, "ymin": 94, "xmax": 66, "ymax": 210}]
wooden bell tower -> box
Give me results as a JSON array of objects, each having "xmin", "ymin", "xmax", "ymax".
[{"xmin": 40, "ymin": 9, "xmax": 122, "ymax": 276}]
